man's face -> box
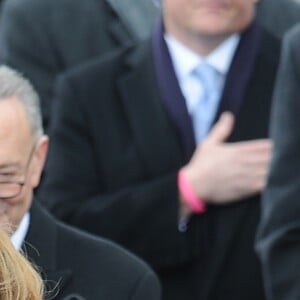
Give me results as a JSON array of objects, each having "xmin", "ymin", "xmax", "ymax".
[
  {"xmin": 163, "ymin": 0, "xmax": 257, "ymax": 44},
  {"xmin": 0, "ymin": 97, "xmax": 48, "ymax": 233}
]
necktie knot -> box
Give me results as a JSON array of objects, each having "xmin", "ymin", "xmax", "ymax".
[{"xmin": 192, "ymin": 62, "xmax": 217, "ymax": 101}]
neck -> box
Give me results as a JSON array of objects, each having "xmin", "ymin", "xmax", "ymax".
[
  {"xmin": 177, "ymin": 33, "xmax": 229, "ymax": 56},
  {"xmin": 163, "ymin": 20, "xmax": 251, "ymax": 57}
]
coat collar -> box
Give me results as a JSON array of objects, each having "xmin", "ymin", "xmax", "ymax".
[
  {"xmin": 151, "ymin": 19, "xmax": 263, "ymax": 159},
  {"xmin": 25, "ymin": 201, "xmax": 72, "ymax": 298},
  {"xmin": 116, "ymin": 41, "xmax": 184, "ymax": 176},
  {"xmin": 214, "ymin": 20, "xmax": 262, "ymax": 129},
  {"xmin": 152, "ymin": 19, "xmax": 196, "ymax": 161}
]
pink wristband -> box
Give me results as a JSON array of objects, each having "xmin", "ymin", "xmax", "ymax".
[{"xmin": 178, "ymin": 170, "xmax": 206, "ymax": 214}]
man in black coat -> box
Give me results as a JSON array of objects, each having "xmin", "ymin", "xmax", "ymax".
[
  {"xmin": 39, "ymin": 0, "xmax": 280, "ymax": 299},
  {"xmin": 256, "ymin": 23, "xmax": 300, "ymax": 300},
  {"xmin": 0, "ymin": 65, "xmax": 161, "ymax": 300},
  {"xmin": 0, "ymin": 0, "xmax": 159, "ymax": 131}
]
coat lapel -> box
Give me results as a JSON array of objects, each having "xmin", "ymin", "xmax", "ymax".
[
  {"xmin": 117, "ymin": 41, "xmax": 183, "ymax": 176},
  {"xmin": 152, "ymin": 19, "xmax": 196, "ymax": 162},
  {"xmin": 214, "ymin": 21, "xmax": 262, "ymax": 125},
  {"xmin": 24, "ymin": 202, "xmax": 72, "ymax": 298}
]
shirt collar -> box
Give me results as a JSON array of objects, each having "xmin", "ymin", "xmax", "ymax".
[
  {"xmin": 11, "ymin": 212, "xmax": 30, "ymax": 251},
  {"xmin": 164, "ymin": 33, "xmax": 240, "ymax": 79}
]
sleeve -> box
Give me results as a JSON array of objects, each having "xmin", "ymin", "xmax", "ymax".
[
  {"xmin": 130, "ymin": 269, "xmax": 161, "ymax": 300},
  {"xmin": 39, "ymin": 74, "xmax": 204, "ymax": 270},
  {"xmin": 256, "ymin": 25, "xmax": 300, "ymax": 300}
]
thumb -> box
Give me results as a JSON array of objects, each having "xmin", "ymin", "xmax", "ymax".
[{"xmin": 206, "ymin": 112, "xmax": 235, "ymax": 144}]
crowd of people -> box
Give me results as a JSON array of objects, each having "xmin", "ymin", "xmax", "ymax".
[{"xmin": 0, "ymin": 0, "xmax": 299, "ymax": 299}]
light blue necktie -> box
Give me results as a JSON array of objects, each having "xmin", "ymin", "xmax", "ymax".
[{"xmin": 190, "ymin": 62, "xmax": 220, "ymax": 143}]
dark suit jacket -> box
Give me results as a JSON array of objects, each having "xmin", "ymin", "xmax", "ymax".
[
  {"xmin": 256, "ymin": 24, "xmax": 300, "ymax": 300},
  {"xmin": 0, "ymin": 0, "xmax": 159, "ymax": 130},
  {"xmin": 25, "ymin": 202, "xmax": 161, "ymax": 300},
  {"xmin": 39, "ymin": 22, "xmax": 280, "ymax": 300}
]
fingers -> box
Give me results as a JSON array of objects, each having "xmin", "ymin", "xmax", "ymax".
[
  {"xmin": 206, "ymin": 112, "xmax": 235, "ymax": 145},
  {"xmin": 228, "ymin": 139, "xmax": 273, "ymax": 173},
  {"xmin": 231, "ymin": 139, "xmax": 273, "ymax": 153},
  {"xmin": 229, "ymin": 140, "xmax": 273, "ymax": 196},
  {"xmin": 229, "ymin": 140, "xmax": 273, "ymax": 170},
  {"xmin": 236, "ymin": 165, "xmax": 269, "ymax": 195}
]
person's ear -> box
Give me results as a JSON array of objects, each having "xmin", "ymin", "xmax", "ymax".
[{"xmin": 30, "ymin": 135, "xmax": 49, "ymax": 188}]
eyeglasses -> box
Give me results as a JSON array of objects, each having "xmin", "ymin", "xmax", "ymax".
[{"xmin": 0, "ymin": 145, "xmax": 36, "ymax": 199}]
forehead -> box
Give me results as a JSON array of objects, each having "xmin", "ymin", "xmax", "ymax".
[{"xmin": 0, "ymin": 97, "xmax": 32, "ymax": 155}]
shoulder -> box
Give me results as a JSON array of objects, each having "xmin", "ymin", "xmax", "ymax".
[
  {"xmin": 1, "ymin": 0, "xmax": 97, "ymax": 15},
  {"xmin": 58, "ymin": 221, "xmax": 134, "ymax": 263},
  {"xmin": 0, "ymin": 0, "xmax": 104, "ymax": 30},
  {"xmin": 250, "ymin": 25, "xmax": 281, "ymax": 75},
  {"xmin": 28, "ymin": 204, "xmax": 161, "ymax": 298},
  {"xmin": 55, "ymin": 220, "xmax": 161, "ymax": 294},
  {"xmin": 257, "ymin": 0, "xmax": 300, "ymax": 38},
  {"xmin": 258, "ymin": 0, "xmax": 300, "ymax": 17},
  {"xmin": 59, "ymin": 40, "xmax": 151, "ymax": 89},
  {"xmin": 259, "ymin": 27, "xmax": 281, "ymax": 60},
  {"xmin": 284, "ymin": 23, "xmax": 300, "ymax": 55},
  {"xmin": 274, "ymin": 23, "xmax": 300, "ymax": 78}
]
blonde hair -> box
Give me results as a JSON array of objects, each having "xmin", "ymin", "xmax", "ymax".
[{"xmin": 0, "ymin": 229, "xmax": 44, "ymax": 300}]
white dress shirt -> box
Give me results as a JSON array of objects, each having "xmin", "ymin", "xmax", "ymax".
[
  {"xmin": 11, "ymin": 212, "xmax": 30, "ymax": 250},
  {"xmin": 164, "ymin": 33, "xmax": 240, "ymax": 142}
]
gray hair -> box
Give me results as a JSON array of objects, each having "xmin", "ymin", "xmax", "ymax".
[{"xmin": 0, "ymin": 65, "xmax": 44, "ymax": 142}]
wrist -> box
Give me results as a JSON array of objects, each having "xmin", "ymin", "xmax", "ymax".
[{"xmin": 177, "ymin": 169, "xmax": 206, "ymax": 214}]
